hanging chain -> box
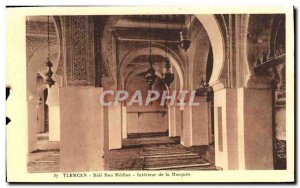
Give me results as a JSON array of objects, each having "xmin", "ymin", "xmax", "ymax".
[
  {"xmin": 167, "ymin": 17, "xmax": 169, "ymax": 57},
  {"xmin": 149, "ymin": 16, "xmax": 152, "ymax": 67},
  {"xmin": 47, "ymin": 16, "xmax": 50, "ymax": 60},
  {"xmin": 189, "ymin": 15, "xmax": 192, "ymax": 36},
  {"xmin": 181, "ymin": 16, "xmax": 183, "ymax": 31},
  {"xmin": 165, "ymin": 16, "xmax": 167, "ymax": 59}
]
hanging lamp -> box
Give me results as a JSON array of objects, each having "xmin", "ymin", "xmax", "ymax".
[
  {"xmin": 179, "ymin": 15, "xmax": 191, "ymax": 52},
  {"xmin": 44, "ymin": 16, "xmax": 55, "ymax": 88},
  {"xmin": 162, "ymin": 16, "xmax": 174, "ymax": 87},
  {"xmin": 145, "ymin": 16, "xmax": 156, "ymax": 90}
]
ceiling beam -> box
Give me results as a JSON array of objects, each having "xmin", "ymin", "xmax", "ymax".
[
  {"xmin": 117, "ymin": 36, "xmax": 179, "ymax": 43},
  {"xmin": 115, "ymin": 19, "xmax": 187, "ymax": 30}
]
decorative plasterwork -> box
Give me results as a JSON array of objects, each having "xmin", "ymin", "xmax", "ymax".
[
  {"xmin": 64, "ymin": 16, "xmax": 95, "ymax": 86},
  {"xmin": 72, "ymin": 17, "xmax": 88, "ymax": 80},
  {"xmin": 26, "ymin": 36, "xmax": 57, "ymax": 64}
]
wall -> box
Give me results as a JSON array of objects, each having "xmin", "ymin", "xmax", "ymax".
[
  {"xmin": 126, "ymin": 73, "xmax": 168, "ymax": 134},
  {"xmin": 127, "ymin": 105, "xmax": 168, "ymax": 134}
]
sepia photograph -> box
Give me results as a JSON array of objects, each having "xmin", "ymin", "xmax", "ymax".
[{"xmin": 5, "ymin": 6, "xmax": 294, "ymax": 183}]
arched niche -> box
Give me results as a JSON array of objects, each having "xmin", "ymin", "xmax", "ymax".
[
  {"xmin": 27, "ymin": 16, "xmax": 62, "ymax": 100},
  {"xmin": 188, "ymin": 18, "xmax": 212, "ymax": 89},
  {"xmin": 27, "ymin": 47, "xmax": 59, "ymax": 101},
  {"xmin": 119, "ymin": 43, "xmax": 184, "ymax": 91},
  {"xmin": 194, "ymin": 15, "xmax": 225, "ymax": 88}
]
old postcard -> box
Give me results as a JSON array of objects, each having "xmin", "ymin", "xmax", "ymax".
[{"xmin": 6, "ymin": 6, "xmax": 294, "ymax": 182}]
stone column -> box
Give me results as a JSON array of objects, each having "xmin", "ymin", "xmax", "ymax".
[
  {"xmin": 108, "ymin": 102, "xmax": 122, "ymax": 149},
  {"xmin": 60, "ymin": 87, "xmax": 104, "ymax": 172}
]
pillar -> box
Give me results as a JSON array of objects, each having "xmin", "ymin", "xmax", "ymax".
[
  {"xmin": 122, "ymin": 106, "xmax": 127, "ymax": 139},
  {"xmin": 168, "ymin": 105, "xmax": 177, "ymax": 137},
  {"xmin": 192, "ymin": 97, "xmax": 210, "ymax": 146},
  {"xmin": 181, "ymin": 105, "xmax": 192, "ymax": 146},
  {"xmin": 47, "ymin": 83, "xmax": 61, "ymax": 141},
  {"xmin": 36, "ymin": 96, "xmax": 45, "ymax": 133},
  {"xmin": 59, "ymin": 16, "xmax": 105, "ymax": 172},
  {"xmin": 213, "ymin": 87, "xmax": 273, "ymax": 170},
  {"xmin": 181, "ymin": 97, "xmax": 210, "ymax": 147},
  {"xmin": 207, "ymin": 101, "xmax": 214, "ymax": 144},
  {"xmin": 213, "ymin": 88, "xmax": 238, "ymax": 170},
  {"xmin": 28, "ymin": 97, "xmax": 38, "ymax": 152},
  {"xmin": 60, "ymin": 87, "xmax": 104, "ymax": 172},
  {"xmin": 237, "ymin": 88, "xmax": 273, "ymax": 169},
  {"xmin": 108, "ymin": 102, "xmax": 122, "ymax": 150},
  {"xmin": 175, "ymin": 106, "xmax": 182, "ymax": 137}
]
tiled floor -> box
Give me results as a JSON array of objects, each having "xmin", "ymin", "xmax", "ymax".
[
  {"xmin": 27, "ymin": 132, "xmax": 60, "ymax": 173},
  {"xmin": 28, "ymin": 151, "xmax": 60, "ymax": 173},
  {"xmin": 28, "ymin": 135, "xmax": 216, "ymax": 172}
]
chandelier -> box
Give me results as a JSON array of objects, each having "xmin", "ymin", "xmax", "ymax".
[
  {"xmin": 145, "ymin": 16, "xmax": 157, "ymax": 90},
  {"xmin": 179, "ymin": 15, "xmax": 191, "ymax": 52},
  {"xmin": 44, "ymin": 16, "xmax": 55, "ymax": 88},
  {"xmin": 162, "ymin": 17, "xmax": 174, "ymax": 87}
]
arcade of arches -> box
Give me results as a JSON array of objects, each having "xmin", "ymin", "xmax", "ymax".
[{"xmin": 26, "ymin": 14, "xmax": 286, "ymax": 172}]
